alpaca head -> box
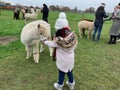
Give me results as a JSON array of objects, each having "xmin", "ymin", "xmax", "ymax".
[{"xmin": 37, "ymin": 24, "xmax": 50, "ymax": 41}]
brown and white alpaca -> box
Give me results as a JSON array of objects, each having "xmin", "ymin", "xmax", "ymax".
[
  {"xmin": 78, "ymin": 19, "xmax": 94, "ymax": 39},
  {"xmin": 21, "ymin": 7, "xmax": 26, "ymax": 19},
  {"xmin": 21, "ymin": 20, "xmax": 53, "ymax": 63}
]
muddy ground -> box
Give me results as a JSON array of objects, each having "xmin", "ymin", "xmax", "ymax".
[{"xmin": 0, "ymin": 36, "xmax": 18, "ymax": 45}]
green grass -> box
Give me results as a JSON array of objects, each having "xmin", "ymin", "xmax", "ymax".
[{"xmin": 0, "ymin": 9, "xmax": 120, "ymax": 90}]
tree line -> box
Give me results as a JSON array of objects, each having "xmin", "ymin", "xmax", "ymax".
[{"xmin": 0, "ymin": 1, "xmax": 95, "ymax": 13}]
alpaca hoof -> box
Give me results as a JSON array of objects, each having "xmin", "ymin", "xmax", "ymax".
[
  {"xmin": 26, "ymin": 56, "xmax": 29, "ymax": 59},
  {"xmin": 35, "ymin": 61, "xmax": 39, "ymax": 63},
  {"xmin": 79, "ymin": 36, "xmax": 82, "ymax": 38}
]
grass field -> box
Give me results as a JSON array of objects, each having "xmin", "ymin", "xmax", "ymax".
[{"xmin": 0, "ymin": 9, "xmax": 120, "ymax": 90}]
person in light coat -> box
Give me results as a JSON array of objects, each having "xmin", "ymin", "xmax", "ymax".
[
  {"xmin": 30, "ymin": 6, "xmax": 35, "ymax": 14},
  {"xmin": 107, "ymin": 3, "xmax": 120, "ymax": 44},
  {"xmin": 53, "ymin": 12, "xmax": 70, "ymax": 61},
  {"xmin": 41, "ymin": 29, "xmax": 77, "ymax": 90},
  {"xmin": 40, "ymin": 13, "xmax": 77, "ymax": 90}
]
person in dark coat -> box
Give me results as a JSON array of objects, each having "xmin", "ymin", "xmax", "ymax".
[
  {"xmin": 41, "ymin": 4, "xmax": 49, "ymax": 22},
  {"xmin": 92, "ymin": 3, "xmax": 108, "ymax": 42}
]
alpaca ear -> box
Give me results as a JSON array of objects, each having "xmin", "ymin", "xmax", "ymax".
[{"xmin": 38, "ymin": 24, "xmax": 40, "ymax": 28}]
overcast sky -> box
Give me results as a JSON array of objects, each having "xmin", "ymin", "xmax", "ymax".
[{"xmin": 2, "ymin": 0, "xmax": 120, "ymax": 12}]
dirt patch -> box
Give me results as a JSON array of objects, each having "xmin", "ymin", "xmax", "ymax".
[{"xmin": 0, "ymin": 36, "xmax": 18, "ymax": 45}]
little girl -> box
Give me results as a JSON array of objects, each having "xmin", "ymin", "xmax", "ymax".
[
  {"xmin": 53, "ymin": 12, "xmax": 70, "ymax": 61},
  {"xmin": 40, "ymin": 12, "xmax": 77, "ymax": 90}
]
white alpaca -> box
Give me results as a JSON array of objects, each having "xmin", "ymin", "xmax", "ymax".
[
  {"xmin": 78, "ymin": 20, "xmax": 94, "ymax": 39},
  {"xmin": 24, "ymin": 9, "xmax": 40, "ymax": 24},
  {"xmin": 21, "ymin": 20, "xmax": 53, "ymax": 63}
]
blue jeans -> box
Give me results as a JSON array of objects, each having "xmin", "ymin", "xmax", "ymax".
[
  {"xmin": 58, "ymin": 70, "xmax": 74, "ymax": 85},
  {"xmin": 92, "ymin": 23, "xmax": 103, "ymax": 41}
]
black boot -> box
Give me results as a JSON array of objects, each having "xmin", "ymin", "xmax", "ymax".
[
  {"xmin": 107, "ymin": 35, "xmax": 113, "ymax": 44},
  {"xmin": 112, "ymin": 35, "xmax": 117, "ymax": 44},
  {"xmin": 118, "ymin": 33, "xmax": 120, "ymax": 39}
]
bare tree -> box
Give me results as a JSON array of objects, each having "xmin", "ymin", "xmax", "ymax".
[{"xmin": 85, "ymin": 7, "xmax": 95, "ymax": 13}]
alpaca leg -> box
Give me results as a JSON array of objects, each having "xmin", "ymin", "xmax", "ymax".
[
  {"xmin": 39, "ymin": 43, "xmax": 45, "ymax": 53},
  {"xmin": 79, "ymin": 29, "xmax": 82, "ymax": 38},
  {"xmin": 88, "ymin": 30, "xmax": 92, "ymax": 39},
  {"xmin": 33, "ymin": 43, "xmax": 39, "ymax": 63},
  {"xmin": 24, "ymin": 19, "xmax": 27, "ymax": 24},
  {"xmin": 82, "ymin": 29, "xmax": 85, "ymax": 36},
  {"xmin": 49, "ymin": 47, "xmax": 53, "ymax": 56},
  {"xmin": 26, "ymin": 45, "xmax": 32, "ymax": 59}
]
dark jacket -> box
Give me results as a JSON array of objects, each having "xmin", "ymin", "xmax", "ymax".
[
  {"xmin": 94, "ymin": 6, "xmax": 108, "ymax": 24},
  {"xmin": 41, "ymin": 4, "xmax": 49, "ymax": 18}
]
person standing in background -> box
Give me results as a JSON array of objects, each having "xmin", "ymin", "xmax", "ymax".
[
  {"xmin": 107, "ymin": 3, "xmax": 120, "ymax": 44},
  {"xmin": 92, "ymin": 3, "xmax": 108, "ymax": 42},
  {"xmin": 30, "ymin": 6, "xmax": 35, "ymax": 14},
  {"xmin": 41, "ymin": 4, "xmax": 49, "ymax": 22}
]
